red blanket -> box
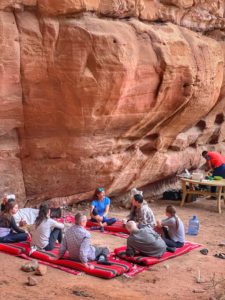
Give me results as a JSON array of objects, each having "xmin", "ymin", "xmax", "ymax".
[
  {"xmin": 86, "ymin": 220, "xmax": 129, "ymax": 234},
  {"xmin": 114, "ymin": 242, "xmax": 201, "ymax": 266},
  {"xmin": 0, "ymin": 242, "xmax": 131, "ymax": 279},
  {"xmin": 57, "ymin": 215, "xmax": 129, "ymax": 236}
]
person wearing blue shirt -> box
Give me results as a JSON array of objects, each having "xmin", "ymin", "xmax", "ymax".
[{"xmin": 90, "ymin": 187, "xmax": 116, "ymax": 232}]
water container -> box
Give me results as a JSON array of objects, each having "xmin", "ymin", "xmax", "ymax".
[{"xmin": 187, "ymin": 215, "xmax": 199, "ymax": 235}]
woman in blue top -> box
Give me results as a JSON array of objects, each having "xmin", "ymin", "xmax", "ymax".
[{"xmin": 90, "ymin": 187, "xmax": 116, "ymax": 232}]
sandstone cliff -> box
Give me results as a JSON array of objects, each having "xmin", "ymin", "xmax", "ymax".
[{"xmin": 0, "ymin": 0, "xmax": 225, "ymax": 205}]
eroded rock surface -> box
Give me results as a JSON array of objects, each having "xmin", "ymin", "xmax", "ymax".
[{"xmin": 0, "ymin": 1, "xmax": 225, "ymax": 205}]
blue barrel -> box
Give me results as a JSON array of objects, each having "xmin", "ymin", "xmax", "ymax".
[{"xmin": 187, "ymin": 215, "xmax": 199, "ymax": 235}]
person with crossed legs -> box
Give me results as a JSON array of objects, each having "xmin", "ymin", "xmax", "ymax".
[{"xmin": 90, "ymin": 187, "xmax": 116, "ymax": 232}]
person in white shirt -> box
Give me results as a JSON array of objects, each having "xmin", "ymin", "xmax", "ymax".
[{"xmin": 31, "ymin": 203, "xmax": 64, "ymax": 251}]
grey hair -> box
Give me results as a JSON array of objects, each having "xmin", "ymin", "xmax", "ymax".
[
  {"xmin": 75, "ymin": 212, "xmax": 87, "ymax": 225},
  {"xmin": 126, "ymin": 220, "xmax": 138, "ymax": 232}
]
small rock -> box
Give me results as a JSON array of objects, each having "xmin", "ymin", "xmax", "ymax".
[
  {"xmin": 35, "ymin": 265, "xmax": 47, "ymax": 276},
  {"xmin": 187, "ymin": 267, "xmax": 193, "ymax": 272},
  {"xmin": 72, "ymin": 290, "xmax": 90, "ymax": 298},
  {"xmin": 164, "ymin": 264, "xmax": 169, "ymax": 270},
  {"xmin": 192, "ymin": 289, "xmax": 205, "ymax": 293},
  {"xmin": 27, "ymin": 276, "xmax": 38, "ymax": 286},
  {"xmin": 21, "ymin": 260, "xmax": 39, "ymax": 272},
  {"xmin": 147, "ymin": 266, "xmax": 159, "ymax": 272},
  {"xmin": 196, "ymin": 278, "xmax": 205, "ymax": 284},
  {"xmin": 218, "ymin": 242, "xmax": 225, "ymax": 247}
]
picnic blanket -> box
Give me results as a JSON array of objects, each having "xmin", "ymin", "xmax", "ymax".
[
  {"xmin": 0, "ymin": 242, "xmax": 131, "ymax": 279},
  {"xmin": 57, "ymin": 215, "xmax": 129, "ymax": 238},
  {"xmin": 114, "ymin": 242, "xmax": 201, "ymax": 266},
  {"xmin": 86, "ymin": 220, "xmax": 129, "ymax": 234}
]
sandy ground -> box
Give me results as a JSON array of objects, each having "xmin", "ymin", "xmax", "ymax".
[{"xmin": 0, "ymin": 198, "xmax": 225, "ymax": 300}]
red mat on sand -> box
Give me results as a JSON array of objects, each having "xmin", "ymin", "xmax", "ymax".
[
  {"xmin": 0, "ymin": 242, "xmax": 80, "ymax": 275},
  {"xmin": 0, "ymin": 242, "xmax": 131, "ymax": 279},
  {"xmin": 86, "ymin": 220, "xmax": 129, "ymax": 234},
  {"xmin": 114, "ymin": 242, "xmax": 201, "ymax": 266},
  {"xmin": 57, "ymin": 215, "xmax": 129, "ymax": 237}
]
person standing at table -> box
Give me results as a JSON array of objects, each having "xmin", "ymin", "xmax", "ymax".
[{"xmin": 202, "ymin": 151, "xmax": 225, "ymax": 194}]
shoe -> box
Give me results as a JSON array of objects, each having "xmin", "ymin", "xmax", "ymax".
[
  {"xmin": 90, "ymin": 226, "xmax": 100, "ymax": 231},
  {"xmin": 214, "ymin": 253, "xmax": 225, "ymax": 259},
  {"xmin": 29, "ymin": 246, "xmax": 37, "ymax": 256},
  {"xmin": 166, "ymin": 246, "xmax": 176, "ymax": 253},
  {"xmin": 206, "ymin": 196, "xmax": 217, "ymax": 200},
  {"xmin": 100, "ymin": 226, "xmax": 104, "ymax": 233},
  {"xmin": 106, "ymin": 218, "xmax": 117, "ymax": 226},
  {"xmin": 98, "ymin": 255, "xmax": 106, "ymax": 262}
]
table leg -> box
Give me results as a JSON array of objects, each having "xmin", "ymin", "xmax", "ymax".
[
  {"xmin": 180, "ymin": 181, "xmax": 187, "ymax": 207},
  {"xmin": 187, "ymin": 182, "xmax": 193, "ymax": 203},
  {"xmin": 223, "ymin": 187, "xmax": 225, "ymax": 206},
  {"xmin": 217, "ymin": 186, "xmax": 222, "ymax": 214}
]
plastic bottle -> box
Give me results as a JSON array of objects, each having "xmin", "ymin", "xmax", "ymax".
[{"xmin": 187, "ymin": 215, "xmax": 199, "ymax": 235}]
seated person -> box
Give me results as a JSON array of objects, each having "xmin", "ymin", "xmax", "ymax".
[
  {"xmin": 59, "ymin": 213, "xmax": 109, "ymax": 269},
  {"xmin": 14, "ymin": 207, "xmax": 39, "ymax": 226},
  {"xmin": 125, "ymin": 221, "xmax": 167, "ymax": 258},
  {"xmin": 30, "ymin": 203, "xmax": 64, "ymax": 252},
  {"xmin": 0, "ymin": 201, "xmax": 28, "ymax": 243},
  {"xmin": 2, "ymin": 194, "xmax": 61, "ymax": 226},
  {"xmin": 126, "ymin": 194, "xmax": 156, "ymax": 228},
  {"xmin": 14, "ymin": 200, "xmax": 61, "ymax": 226},
  {"xmin": 1, "ymin": 194, "xmax": 16, "ymax": 212},
  {"xmin": 49, "ymin": 200, "xmax": 62, "ymax": 219},
  {"xmin": 90, "ymin": 187, "xmax": 116, "ymax": 232},
  {"xmin": 156, "ymin": 205, "xmax": 185, "ymax": 248}
]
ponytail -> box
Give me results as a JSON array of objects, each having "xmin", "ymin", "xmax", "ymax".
[
  {"xmin": 35, "ymin": 203, "xmax": 49, "ymax": 228},
  {"xmin": 166, "ymin": 205, "xmax": 179, "ymax": 230}
]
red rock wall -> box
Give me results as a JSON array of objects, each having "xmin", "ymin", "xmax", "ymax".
[{"xmin": 0, "ymin": 0, "xmax": 225, "ymax": 205}]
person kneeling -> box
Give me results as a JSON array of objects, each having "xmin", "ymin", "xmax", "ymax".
[
  {"xmin": 156, "ymin": 205, "xmax": 185, "ymax": 249},
  {"xmin": 59, "ymin": 213, "xmax": 110, "ymax": 269},
  {"xmin": 30, "ymin": 203, "xmax": 64, "ymax": 253},
  {"xmin": 125, "ymin": 221, "xmax": 167, "ymax": 258}
]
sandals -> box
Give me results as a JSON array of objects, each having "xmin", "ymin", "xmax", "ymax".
[{"xmin": 214, "ymin": 253, "xmax": 225, "ymax": 259}]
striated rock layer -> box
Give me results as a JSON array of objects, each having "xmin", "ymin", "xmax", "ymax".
[{"xmin": 0, "ymin": 1, "xmax": 225, "ymax": 205}]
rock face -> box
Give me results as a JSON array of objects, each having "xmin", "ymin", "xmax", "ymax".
[{"xmin": 0, "ymin": 1, "xmax": 225, "ymax": 205}]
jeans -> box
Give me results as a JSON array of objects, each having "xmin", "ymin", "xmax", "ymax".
[
  {"xmin": 0, "ymin": 232, "xmax": 28, "ymax": 243},
  {"xmin": 211, "ymin": 164, "xmax": 225, "ymax": 193},
  {"xmin": 94, "ymin": 246, "xmax": 109, "ymax": 260},
  {"xmin": 44, "ymin": 228, "xmax": 62, "ymax": 251},
  {"xmin": 91, "ymin": 208, "xmax": 116, "ymax": 225},
  {"xmin": 91, "ymin": 217, "xmax": 117, "ymax": 226},
  {"xmin": 162, "ymin": 227, "xmax": 184, "ymax": 248}
]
